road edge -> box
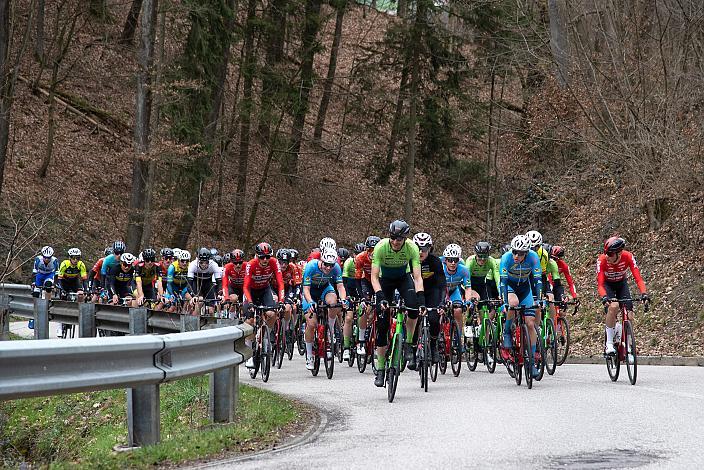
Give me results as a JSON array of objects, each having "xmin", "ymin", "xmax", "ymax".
[{"xmin": 567, "ymin": 356, "xmax": 704, "ymax": 366}]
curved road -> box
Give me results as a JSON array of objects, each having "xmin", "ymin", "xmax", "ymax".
[{"xmin": 194, "ymin": 352, "xmax": 704, "ymax": 469}]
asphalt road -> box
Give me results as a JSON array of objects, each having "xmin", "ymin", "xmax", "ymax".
[{"xmin": 189, "ymin": 349, "xmax": 704, "ymax": 470}]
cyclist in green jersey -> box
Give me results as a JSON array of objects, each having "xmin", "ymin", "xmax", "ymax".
[
  {"xmin": 372, "ymin": 220, "xmax": 425, "ymax": 387},
  {"xmin": 465, "ymin": 241, "xmax": 501, "ymax": 304}
]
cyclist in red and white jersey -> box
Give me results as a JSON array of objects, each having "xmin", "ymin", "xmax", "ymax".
[{"xmin": 596, "ymin": 237, "xmax": 649, "ymax": 355}]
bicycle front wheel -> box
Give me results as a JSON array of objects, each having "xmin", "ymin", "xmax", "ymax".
[
  {"xmin": 545, "ymin": 319, "xmax": 558, "ymax": 376},
  {"xmin": 522, "ymin": 324, "xmax": 532, "ymax": 389},
  {"xmin": 485, "ymin": 320, "xmax": 497, "ymax": 374},
  {"xmin": 324, "ymin": 324, "xmax": 335, "ymax": 379},
  {"xmin": 625, "ymin": 320, "xmax": 637, "ymax": 385},
  {"xmin": 605, "ymin": 331, "xmax": 620, "ymax": 381},
  {"xmin": 261, "ymin": 326, "xmax": 272, "ymax": 383},
  {"xmin": 438, "ymin": 333, "xmax": 448, "ymax": 375},
  {"xmin": 556, "ymin": 316, "xmax": 570, "ymax": 366},
  {"xmin": 387, "ymin": 366, "xmax": 399, "ymax": 403}
]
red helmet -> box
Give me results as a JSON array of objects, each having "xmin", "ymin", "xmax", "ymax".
[
  {"xmin": 255, "ymin": 242, "xmax": 273, "ymax": 257},
  {"xmin": 603, "ymin": 237, "xmax": 625, "ymax": 254},
  {"xmin": 231, "ymin": 249, "xmax": 245, "ymax": 263},
  {"xmin": 550, "ymin": 245, "xmax": 565, "ymax": 259}
]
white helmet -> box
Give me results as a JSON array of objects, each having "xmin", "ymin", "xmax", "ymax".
[
  {"xmin": 120, "ymin": 252, "xmax": 136, "ymax": 264},
  {"xmin": 320, "ymin": 248, "xmax": 338, "ymax": 264},
  {"xmin": 412, "ymin": 232, "xmax": 433, "ymax": 248},
  {"xmin": 173, "ymin": 248, "xmax": 182, "ymax": 259},
  {"xmin": 443, "ymin": 243, "xmax": 462, "ymax": 259},
  {"xmin": 67, "ymin": 248, "xmax": 81, "ymax": 257},
  {"xmin": 319, "ymin": 237, "xmax": 337, "ymax": 251},
  {"xmin": 41, "ymin": 246, "xmax": 54, "ymax": 257},
  {"xmin": 525, "ymin": 230, "xmax": 543, "ymax": 248},
  {"xmin": 178, "ymin": 250, "xmax": 191, "ymax": 262},
  {"xmin": 511, "ymin": 235, "xmax": 531, "ymax": 252}
]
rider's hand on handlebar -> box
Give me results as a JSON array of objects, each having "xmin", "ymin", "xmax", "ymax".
[{"xmin": 601, "ymin": 295, "xmax": 609, "ymax": 306}]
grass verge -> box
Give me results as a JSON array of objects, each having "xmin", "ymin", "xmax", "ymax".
[{"xmin": 0, "ymin": 378, "xmax": 305, "ymax": 469}]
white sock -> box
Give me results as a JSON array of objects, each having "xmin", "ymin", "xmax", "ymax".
[
  {"xmin": 358, "ymin": 327, "xmax": 365, "ymax": 341},
  {"xmin": 306, "ymin": 342, "xmax": 314, "ymax": 358},
  {"xmin": 605, "ymin": 326, "xmax": 615, "ymax": 345},
  {"xmin": 328, "ymin": 318, "xmax": 336, "ymax": 334}
]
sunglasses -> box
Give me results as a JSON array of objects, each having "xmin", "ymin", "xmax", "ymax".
[
  {"xmin": 606, "ymin": 251, "xmax": 621, "ymax": 257},
  {"xmin": 477, "ymin": 255, "xmax": 488, "ymax": 260},
  {"xmin": 446, "ymin": 257, "xmax": 459, "ymax": 263},
  {"xmin": 419, "ymin": 246, "xmax": 431, "ymax": 252},
  {"xmin": 258, "ymin": 255, "xmax": 271, "ymax": 260},
  {"xmin": 512, "ymin": 250, "xmax": 527, "ymax": 256},
  {"xmin": 69, "ymin": 256, "xmax": 80, "ymax": 260},
  {"xmin": 121, "ymin": 262, "xmax": 131, "ymax": 267},
  {"xmin": 390, "ymin": 236, "xmax": 406, "ymax": 241},
  {"xmin": 323, "ymin": 262, "xmax": 336, "ymax": 268},
  {"xmin": 163, "ymin": 256, "xmax": 174, "ymax": 261}
]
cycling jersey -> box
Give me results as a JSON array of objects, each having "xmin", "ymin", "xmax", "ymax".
[
  {"xmin": 420, "ymin": 253, "xmax": 446, "ymax": 308},
  {"xmin": 342, "ymin": 257, "xmax": 356, "ymax": 278},
  {"xmin": 33, "ymin": 256, "xmax": 58, "ymax": 286},
  {"xmin": 105, "ymin": 263, "xmax": 136, "ymax": 297},
  {"xmin": 135, "ymin": 262, "xmax": 162, "ymax": 288},
  {"xmin": 244, "ymin": 258, "xmax": 285, "ymax": 301},
  {"xmin": 443, "ymin": 262, "xmax": 470, "ymax": 293},
  {"xmin": 58, "ymin": 260, "xmax": 87, "ymax": 280},
  {"xmin": 371, "ymin": 238, "xmax": 420, "ymax": 279},
  {"xmin": 222, "ymin": 262, "xmax": 246, "ymax": 294},
  {"xmin": 555, "ymin": 258, "xmax": 577, "ymax": 297},
  {"xmin": 499, "ymin": 250, "xmax": 542, "ymax": 303},
  {"xmin": 100, "ymin": 254, "xmax": 121, "ymax": 277},
  {"xmin": 596, "ymin": 251, "xmax": 646, "ymax": 297},
  {"xmin": 302, "ymin": 259, "xmax": 343, "ymax": 289},
  {"xmin": 534, "ymin": 246, "xmax": 551, "ymax": 274},
  {"xmin": 166, "ymin": 261, "xmax": 190, "ymax": 296},
  {"xmin": 465, "ymin": 255, "xmax": 500, "ymax": 291},
  {"xmin": 354, "ymin": 251, "xmax": 373, "ymax": 282}
]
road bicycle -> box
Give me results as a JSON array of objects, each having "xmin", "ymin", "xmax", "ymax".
[
  {"xmin": 248, "ymin": 305, "xmax": 274, "ymax": 383},
  {"xmin": 416, "ymin": 307, "xmax": 440, "ymax": 392},
  {"xmin": 552, "ymin": 298, "xmax": 579, "ymax": 366},
  {"xmin": 310, "ymin": 303, "xmax": 341, "ymax": 379},
  {"xmin": 499, "ymin": 303, "xmax": 544, "ymax": 389},
  {"xmin": 604, "ymin": 297, "xmax": 648, "ymax": 385},
  {"xmin": 378, "ymin": 299, "xmax": 409, "ymax": 403},
  {"xmin": 438, "ymin": 302, "xmax": 463, "ymax": 377},
  {"xmin": 467, "ymin": 298, "xmax": 503, "ymax": 374}
]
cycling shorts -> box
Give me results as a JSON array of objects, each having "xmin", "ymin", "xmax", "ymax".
[
  {"xmin": 506, "ymin": 281, "xmax": 535, "ymax": 317},
  {"xmin": 603, "ymin": 279, "xmax": 633, "ymax": 311},
  {"xmin": 302, "ymin": 284, "xmax": 336, "ymax": 312},
  {"xmin": 244, "ymin": 286, "xmax": 275, "ymax": 318},
  {"xmin": 35, "ymin": 272, "xmax": 55, "ymax": 287},
  {"xmin": 448, "ymin": 287, "xmax": 463, "ymax": 304}
]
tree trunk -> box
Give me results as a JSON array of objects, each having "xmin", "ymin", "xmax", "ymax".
[
  {"xmin": 89, "ymin": 0, "xmax": 109, "ymax": 21},
  {"xmin": 313, "ymin": 0, "xmax": 346, "ymax": 146},
  {"xmin": 35, "ymin": 0, "xmax": 45, "ymax": 63},
  {"xmin": 257, "ymin": 0, "xmax": 286, "ymax": 144},
  {"xmin": 397, "ymin": 0, "xmax": 407, "ymax": 18},
  {"xmin": 548, "ymin": 0, "xmax": 569, "ymax": 87},
  {"xmin": 0, "ymin": 0, "xmax": 11, "ymax": 194},
  {"xmin": 233, "ymin": 0, "xmax": 257, "ymax": 240},
  {"xmin": 379, "ymin": 60, "xmax": 408, "ymax": 184},
  {"xmin": 281, "ymin": 0, "xmax": 322, "ymax": 178},
  {"xmin": 119, "ymin": 0, "xmax": 143, "ymax": 45},
  {"xmin": 38, "ymin": 63, "xmax": 59, "ymax": 178},
  {"xmin": 126, "ymin": 0, "xmax": 157, "ymax": 253}
]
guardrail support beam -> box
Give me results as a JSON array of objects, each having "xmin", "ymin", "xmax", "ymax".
[
  {"xmin": 180, "ymin": 314, "xmax": 200, "ymax": 332},
  {"xmin": 34, "ymin": 298, "xmax": 50, "ymax": 340},
  {"xmin": 79, "ymin": 303, "xmax": 96, "ymax": 337},
  {"xmin": 129, "ymin": 308, "xmax": 148, "ymax": 335},
  {"xmin": 0, "ymin": 295, "xmax": 9, "ymax": 341},
  {"xmin": 127, "ymin": 385, "xmax": 160, "ymax": 447},
  {"xmin": 209, "ymin": 366, "xmax": 237, "ymax": 423}
]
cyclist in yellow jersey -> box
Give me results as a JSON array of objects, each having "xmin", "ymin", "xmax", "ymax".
[{"xmin": 57, "ymin": 248, "xmax": 88, "ymax": 302}]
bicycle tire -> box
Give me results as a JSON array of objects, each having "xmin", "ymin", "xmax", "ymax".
[
  {"xmin": 534, "ymin": 325, "xmax": 546, "ymax": 382},
  {"xmin": 430, "ymin": 354, "xmax": 438, "ymax": 382},
  {"xmin": 261, "ymin": 325, "xmax": 272, "ymax": 383},
  {"xmin": 275, "ymin": 322, "xmax": 284, "ymax": 370},
  {"xmin": 312, "ymin": 355, "xmax": 320, "ymax": 376},
  {"xmin": 512, "ymin": 325, "xmax": 522, "ymax": 386},
  {"xmin": 348, "ymin": 347, "xmax": 356, "ymax": 367},
  {"xmin": 605, "ymin": 331, "xmax": 620, "ymax": 381},
  {"xmin": 451, "ymin": 320, "xmax": 462, "ymax": 376},
  {"xmin": 387, "ymin": 366, "xmax": 399, "ymax": 403},
  {"xmin": 337, "ymin": 326, "xmax": 344, "ymax": 364},
  {"xmin": 357, "ymin": 350, "xmax": 367, "ymax": 373},
  {"xmin": 464, "ymin": 323, "xmax": 477, "ymax": 373},
  {"xmin": 438, "ymin": 332, "xmax": 447, "ymax": 374},
  {"xmin": 371, "ymin": 347, "xmax": 378, "ymax": 375},
  {"xmin": 545, "ymin": 319, "xmax": 558, "ymax": 376},
  {"xmin": 286, "ymin": 328, "xmax": 294, "ymax": 360},
  {"xmin": 625, "ymin": 320, "xmax": 637, "ymax": 385},
  {"xmin": 522, "ymin": 324, "xmax": 532, "ymax": 389},
  {"xmin": 556, "ymin": 316, "xmax": 570, "ymax": 366},
  {"xmin": 419, "ymin": 330, "xmax": 429, "ymax": 392},
  {"xmin": 249, "ymin": 349, "xmax": 259, "ymax": 379},
  {"xmin": 485, "ymin": 320, "xmax": 497, "ymax": 374},
  {"xmin": 324, "ymin": 323, "xmax": 335, "ymax": 379}
]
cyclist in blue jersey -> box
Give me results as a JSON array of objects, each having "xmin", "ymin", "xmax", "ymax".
[
  {"xmin": 499, "ymin": 234, "xmax": 543, "ymax": 378},
  {"xmin": 32, "ymin": 246, "xmax": 59, "ymax": 296},
  {"xmin": 442, "ymin": 243, "xmax": 470, "ymax": 348},
  {"xmin": 302, "ymin": 248, "xmax": 349, "ymax": 370},
  {"xmin": 101, "ymin": 240, "xmax": 126, "ymax": 279}
]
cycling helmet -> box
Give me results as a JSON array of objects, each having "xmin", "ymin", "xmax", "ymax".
[
  {"xmin": 173, "ymin": 248, "xmax": 182, "ymax": 259},
  {"xmin": 319, "ymin": 237, "xmax": 337, "ymax": 251},
  {"xmin": 255, "ymin": 242, "xmax": 273, "ymax": 257},
  {"xmin": 289, "ymin": 249, "xmax": 299, "ymax": 260},
  {"xmin": 120, "ymin": 252, "xmax": 136, "ymax": 264},
  {"xmin": 501, "ymin": 243, "xmax": 511, "ymax": 254},
  {"xmin": 525, "ymin": 230, "xmax": 543, "ymax": 248},
  {"xmin": 138, "ymin": 252, "xmax": 144, "ymax": 262},
  {"xmin": 223, "ymin": 252, "xmax": 232, "ymax": 264},
  {"xmin": 604, "ymin": 236, "xmax": 625, "ymax": 254},
  {"xmin": 210, "ymin": 248, "xmax": 219, "ymax": 257},
  {"xmin": 213, "ymin": 254, "xmax": 223, "ymax": 267},
  {"xmin": 160, "ymin": 247, "xmax": 170, "ymax": 257},
  {"xmin": 277, "ymin": 249, "xmax": 291, "ymax": 262},
  {"xmin": 67, "ymin": 247, "xmax": 81, "ymax": 258},
  {"xmin": 41, "ymin": 246, "xmax": 54, "ymax": 258},
  {"xmin": 337, "ymin": 247, "xmax": 350, "ymax": 260},
  {"xmin": 161, "ymin": 247, "xmax": 174, "ymax": 259},
  {"xmin": 113, "ymin": 240, "xmax": 126, "ymax": 255},
  {"xmin": 510, "ymin": 235, "xmax": 531, "ymax": 253},
  {"xmin": 354, "ymin": 243, "xmax": 365, "ymax": 254},
  {"xmin": 474, "ymin": 241, "xmax": 491, "ymax": 256},
  {"xmin": 196, "ymin": 247, "xmax": 210, "ymax": 262},
  {"xmin": 104, "ymin": 246, "xmax": 114, "ymax": 257},
  {"xmin": 178, "ymin": 250, "xmax": 191, "ymax": 262},
  {"xmin": 320, "ymin": 248, "xmax": 338, "ymax": 264},
  {"xmin": 231, "ymin": 249, "xmax": 245, "ymax": 262},
  {"xmin": 542, "ymin": 243, "xmax": 553, "ymax": 256},
  {"xmin": 388, "ymin": 219, "xmax": 411, "ymax": 237},
  {"xmin": 412, "ymin": 232, "xmax": 433, "ymax": 248},
  {"xmin": 365, "ymin": 235, "xmax": 381, "ymax": 249},
  {"xmin": 443, "ymin": 243, "xmax": 462, "ymax": 259},
  {"xmin": 551, "ymin": 245, "xmax": 565, "ymax": 259},
  {"xmin": 142, "ymin": 248, "xmax": 156, "ymax": 262}
]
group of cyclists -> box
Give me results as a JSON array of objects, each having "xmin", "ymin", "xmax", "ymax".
[{"xmin": 29, "ymin": 218, "xmax": 650, "ymax": 390}]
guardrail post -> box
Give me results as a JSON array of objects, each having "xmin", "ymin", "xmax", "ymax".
[
  {"xmin": 180, "ymin": 314, "xmax": 200, "ymax": 332},
  {"xmin": 79, "ymin": 303, "xmax": 96, "ymax": 338},
  {"xmin": 0, "ymin": 294, "xmax": 9, "ymax": 341},
  {"xmin": 126, "ymin": 307, "xmax": 159, "ymax": 447},
  {"xmin": 34, "ymin": 298, "xmax": 50, "ymax": 340},
  {"xmin": 209, "ymin": 366, "xmax": 236, "ymax": 423}
]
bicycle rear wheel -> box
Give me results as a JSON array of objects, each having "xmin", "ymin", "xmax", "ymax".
[
  {"xmin": 451, "ymin": 320, "xmax": 462, "ymax": 377},
  {"xmin": 545, "ymin": 319, "xmax": 558, "ymax": 376},
  {"xmin": 485, "ymin": 320, "xmax": 497, "ymax": 374},
  {"xmin": 625, "ymin": 320, "xmax": 637, "ymax": 385},
  {"xmin": 249, "ymin": 348, "xmax": 259, "ymax": 379},
  {"xmin": 274, "ymin": 322, "xmax": 284, "ymax": 370},
  {"xmin": 522, "ymin": 324, "xmax": 532, "ymax": 389},
  {"xmin": 438, "ymin": 332, "xmax": 448, "ymax": 375},
  {"xmin": 605, "ymin": 331, "xmax": 620, "ymax": 381},
  {"xmin": 534, "ymin": 326, "xmax": 546, "ymax": 382},
  {"xmin": 556, "ymin": 316, "xmax": 570, "ymax": 366},
  {"xmin": 261, "ymin": 326, "xmax": 272, "ymax": 383},
  {"xmin": 464, "ymin": 324, "xmax": 477, "ymax": 373},
  {"xmin": 324, "ymin": 324, "xmax": 335, "ymax": 379}
]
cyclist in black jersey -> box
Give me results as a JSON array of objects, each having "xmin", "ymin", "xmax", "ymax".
[{"xmin": 414, "ymin": 232, "xmax": 446, "ymax": 363}]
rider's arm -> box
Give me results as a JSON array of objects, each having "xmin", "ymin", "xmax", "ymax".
[
  {"xmin": 596, "ymin": 255, "xmax": 608, "ymax": 298},
  {"xmin": 273, "ymin": 260, "xmax": 285, "ymax": 300},
  {"xmin": 529, "ymin": 251, "xmax": 543, "ymax": 299},
  {"xmin": 499, "ymin": 253, "xmax": 510, "ymax": 304},
  {"xmin": 557, "ymin": 259, "xmax": 577, "ymax": 298},
  {"xmin": 222, "ymin": 264, "xmax": 231, "ymax": 293},
  {"xmin": 243, "ymin": 262, "xmax": 253, "ymax": 303},
  {"xmin": 626, "ymin": 252, "xmax": 647, "ymax": 294}
]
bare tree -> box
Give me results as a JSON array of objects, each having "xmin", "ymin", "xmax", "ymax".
[
  {"xmin": 0, "ymin": 0, "xmax": 12, "ymax": 195},
  {"xmin": 126, "ymin": 0, "xmax": 157, "ymax": 253},
  {"xmin": 119, "ymin": 0, "xmax": 143, "ymax": 45},
  {"xmin": 548, "ymin": 0, "xmax": 569, "ymax": 87}
]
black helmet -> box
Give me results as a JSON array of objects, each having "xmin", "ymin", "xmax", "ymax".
[
  {"xmin": 277, "ymin": 249, "xmax": 291, "ymax": 262},
  {"xmin": 388, "ymin": 219, "xmax": 410, "ymax": 238},
  {"xmin": 542, "ymin": 243, "xmax": 554, "ymax": 256},
  {"xmin": 354, "ymin": 243, "xmax": 365, "ymax": 254},
  {"xmin": 365, "ymin": 236, "xmax": 381, "ymax": 249},
  {"xmin": 255, "ymin": 242, "xmax": 273, "ymax": 257},
  {"xmin": 104, "ymin": 246, "xmax": 114, "ymax": 257},
  {"xmin": 142, "ymin": 248, "xmax": 156, "ymax": 262},
  {"xmin": 198, "ymin": 247, "xmax": 211, "ymax": 261},
  {"xmin": 474, "ymin": 241, "xmax": 491, "ymax": 256},
  {"xmin": 213, "ymin": 254, "xmax": 223, "ymax": 267},
  {"xmin": 223, "ymin": 252, "xmax": 232, "ymax": 264},
  {"xmin": 113, "ymin": 240, "xmax": 126, "ymax": 255},
  {"xmin": 337, "ymin": 247, "xmax": 350, "ymax": 260},
  {"xmin": 161, "ymin": 247, "xmax": 174, "ymax": 259},
  {"xmin": 604, "ymin": 236, "xmax": 626, "ymax": 254},
  {"xmin": 289, "ymin": 248, "xmax": 299, "ymax": 260}
]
